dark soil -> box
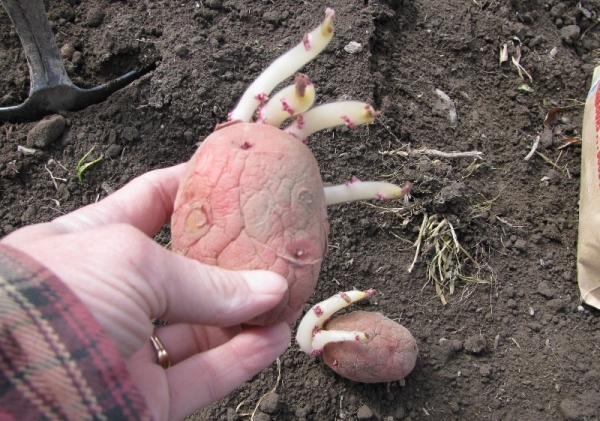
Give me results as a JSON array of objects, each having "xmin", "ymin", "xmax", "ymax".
[{"xmin": 2, "ymin": 0, "xmax": 600, "ymax": 420}]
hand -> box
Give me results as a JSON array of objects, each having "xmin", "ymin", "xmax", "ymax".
[{"xmin": 1, "ymin": 164, "xmax": 291, "ymax": 420}]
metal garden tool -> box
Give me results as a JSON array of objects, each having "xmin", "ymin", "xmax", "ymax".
[{"xmin": 0, "ymin": 0, "xmax": 151, "ymax": 122}]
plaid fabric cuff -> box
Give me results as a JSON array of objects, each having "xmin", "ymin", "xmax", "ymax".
[{"xmin": 0, "ymin": 244, "xmax": 151, "ymax": 420}]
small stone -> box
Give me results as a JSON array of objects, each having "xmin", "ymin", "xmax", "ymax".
[
  {"xmin": 451, "ymin": 339, "xmax": 463, "ymax": 352},
  {"xmin": 60, "ymin": 43, "xmax": 75, "ymax": 60},
  {"xmin": 546, "ymin": 298, "xmax": 566, "ymax": 313},
  {"xmin": 479, "ymin": 364, "xmax": 492, "ymax": 377},
  {"xmin": 174, "ymin": 44, "xmax": 189, "ymax": 58},
  {"xmin": 106, "ymin": 144, "xmax": 123, "ymax": 159},
  {"xmin": 537, "ymin": 281, "xmax": 555, "ymax": 299},
  {"xmin": 183, "ymin": 130, "xmax": 195, "ymax": 143},
  {"xmin": 259, "ymin": 392, "xmax": 280, "ymax": 415},
  {"xmin": 356, "ymin": 404, "xmax": 374, "ymax": 420},
  {"xmin": 121, "ymin": 126, "xmax": 140, "ymax": 143},
  {"xmin": 464, "ymin": 335, "xmax": 486, "ymax": 354},
  {"xmin": 560, "ymin": 25, "xmax": 580, "ymax": 45},
  {"xmin": 26, "ymin": 115, "xmax": 66, "ymax": 148},
  {"xmin": 513, "ymin": 239, "xmax": 527, "ymax": 251},
  {"xmin": 204, "ymin": 0, "xmax": 222, "ymax": 8},
  {"xmin": 72, "ymin": 51, "xmax": 83, "ymax": 66},
  {"xmin": 449, "ymin": 401, "xmax": 460, "ymax": 413},
  {"xmin": 550, "ymin": 3, "xmax": 568, "ymax": 18},
  {"xmin": 344, "ymin": 41, "xmax": 363, "ymax": 54},
  {"xmin": 85, "ymin": 9, "xmax": 105, "ymax": 28},
  {"xmin": 263, "ymin": 11, "xmax": 280, "ymax": 24}
]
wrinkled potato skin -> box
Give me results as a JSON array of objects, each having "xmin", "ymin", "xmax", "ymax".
[
  {"xmin": 171, "ymin": 123, "xmax": 329, "ymax": 325},
  {"xmin": 322, "ymin": 311, "xmax": 418, "ymax": 383}
]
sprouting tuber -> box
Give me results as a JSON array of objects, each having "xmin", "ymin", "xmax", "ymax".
[
  {"xmin": 170, "ymin": 9, "xmax": 412, "ymax": 325},
  {"xmin": 296, "ymin": 290, "xmax": 418, "ymax": 383}
]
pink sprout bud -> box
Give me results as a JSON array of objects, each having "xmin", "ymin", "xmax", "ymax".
[
  {"xmin": 325, "ymin": 180, "xmax": 412, "ymax": 206},
  {"xmin": 296, "ymin": 289, "xmax": 374, "ymax": 355},
  {"xmin": 257, "ymin": 74, "xmax": 316, "ymax": 126},
  {"xmin": 284, "ymin": 101, "xmax": 378, "ymax": 142},
  {"xmin": 229, "ymin": 9, "xmax": 335, "ymax": 122}
]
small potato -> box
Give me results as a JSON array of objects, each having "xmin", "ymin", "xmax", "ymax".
[{"xmin": 322, "ymin": 311, "xmax": 418, "ymax": 383}]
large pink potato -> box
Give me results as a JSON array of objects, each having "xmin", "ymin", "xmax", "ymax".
[
  {"xmin": 171, "ymin": 122, "xmax": 330, "ymax": 325},
  {"xmin": 322, "ymin": 311, "xmax": 418, "ymax": 383}
]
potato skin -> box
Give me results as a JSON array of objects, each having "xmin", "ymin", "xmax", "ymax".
[
  {"xmin": 171, "ymin": 122, "xmax": 329, "ymax": 325},
  {"xmin": 322, "ymin": 311, "xmax": 418, "ymax": 383}
]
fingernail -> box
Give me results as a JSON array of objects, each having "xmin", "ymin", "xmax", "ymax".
[{"xmin": 244, "ymin": 270, "xmax": 288, "ymax": 296}]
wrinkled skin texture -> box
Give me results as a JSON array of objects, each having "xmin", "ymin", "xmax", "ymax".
[
  {"xmin": 322, "ymin": 311, "xmax": 418, "ymax": 383},
  {"xmin": 171, "ymin": 123, "xmax": 329, "ymax": 325}
]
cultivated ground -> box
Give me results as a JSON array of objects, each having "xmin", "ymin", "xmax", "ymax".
[{"xmin": 1, "ymin": 0, "xmax": 600, "ymax": 420}]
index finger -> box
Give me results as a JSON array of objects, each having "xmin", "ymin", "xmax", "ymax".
[{"xmin": 54, "ymin": 163, "xmax": 186, "ymax": 236}]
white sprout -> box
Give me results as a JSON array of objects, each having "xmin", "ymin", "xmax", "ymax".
[
  {"xmin": 325, "ymin": 179, "xmax": 412, "ymax": 206},
  {"xmin": 284, "ymin": 101, "xmax": 378, "ymax": 142},
  {"xmin": 229, "ymin": 8, "xmax": 335, "ymax": 122},
  {"xmin": 221, "ymin": 8, "xmax": 413, "ymax": 204},
  {"xmin": 312, "ymin": 330, "xmax": 369, "ymax": 353},
  {"xmin": 257, "ymin": 73, "xmax": 315, "ymax": 126},
  {"xmin": 296, "ymin": 289, "xmax": 375, "ymax": 356}
]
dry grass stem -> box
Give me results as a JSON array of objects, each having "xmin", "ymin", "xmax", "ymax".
[
  {"xmin": 535, "ymin": 151, "xmax": 562, "ymax": 170},
  {"xmin": 409, "ymin": 214, "xmax": 487, "ymax": 304},
  {"xmin": 380, "ymin": 147, "xmax": 483, "ymax": 160},
  {"xmin": 44, "ymin": 165, "xmax": 66, "ymax": 190}
]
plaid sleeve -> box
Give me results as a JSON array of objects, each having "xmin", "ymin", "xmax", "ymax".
[{"xmin": 0, "ymin": 244, "xmax": 152, "ymax": 421}]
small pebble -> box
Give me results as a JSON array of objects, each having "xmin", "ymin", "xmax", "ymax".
[
  {"xmin": 85, "ymin": 9, "xmax": 105, "ymax": 28},
  {"xmin": 106, "ymin": 144, "xmax": 123, "ymax": 159},
  {"xmin": 174, "ymin": 44, "xmax": 189, "ymax": 58},
  {"xmin": 356, "ymin": 404, "xmax": 374, "ymax": 420},
  {"xmin": 546, "ymin": 298, "xmax": 566, "ymax": 313},
  {"xmin": 560, "ymin": 25, "xmax": 580, "ymax": 45},
  {"xmin": 72, "ymin": 51, "xmax": 83, "ymax": 66},
  {"xmin": 259, "ymin": 392, "xmax": 280, "ymax": 415},
  {"xmin": 60, "ymin": 43, "xmax": 75, "ymax": 60},
  {"xmin": 537, "ymin": 281, "xmax": 555, "ymax": 299},
  {"xmin": 26, "ymin": 115, "xmax": 66, "ymax": 148},
  {"xmin": 449, "ymin": 401, "xmax": 460, "ymax": 413},
  {"xmin": 204, "ymin": 0, "xmax": 222, "ymax": 9},
  {"xmin": 263, "ymin": 11, "xmax": 281, "ymax": 24},
  {"xmin": 120, "ymin": 126, "xmax": 140, "ymax": 142},
  {"xmin": 344, "ymin": 41, "xmax": 363, "ymax": 54},
  {"xmin": 464, "ymin": 335, "xmax": 486, "ymax": 354},
  {"xmin": 479, "ymin": 364, "xmax": 492, "ymax": 377}
]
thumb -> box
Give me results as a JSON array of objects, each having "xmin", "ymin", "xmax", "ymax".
[{"xmin": 134, "ymin": 234, "xmax": 290, "ymax": 326}]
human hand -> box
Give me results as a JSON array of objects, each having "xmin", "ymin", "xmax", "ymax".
[{"xmin": 1, "ymin": 164, "xmax": 291, "ymax": 420}]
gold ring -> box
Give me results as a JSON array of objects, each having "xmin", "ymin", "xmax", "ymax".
[{"xmin": 150, "ymin": 333, "xmax": 171, "ymax": 369}]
